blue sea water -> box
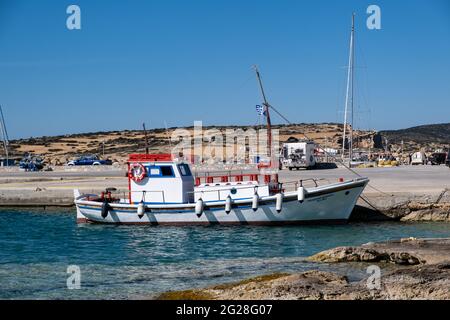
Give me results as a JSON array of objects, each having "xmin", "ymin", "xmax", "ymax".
[{"xmin": 0, "ymin": 209, "xmax": 449, "ymax": 299}]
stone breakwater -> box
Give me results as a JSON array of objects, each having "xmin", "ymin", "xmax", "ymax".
[
  {"xmin": 352, "ymin": 191, "xmax": 450, "ymax": 222},
  {"xmin": 157, "ymin": 238, "xmax": 450, "ymax": 300}
]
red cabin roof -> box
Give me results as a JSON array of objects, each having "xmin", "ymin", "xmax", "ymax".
[{"xmin": 128, "ymin": 153, "xmax": 172, "ymax": 162}]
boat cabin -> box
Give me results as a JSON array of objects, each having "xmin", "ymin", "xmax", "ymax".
[
  {"xmin": 127, "ymin": 154, "xmax": 269, "ymax": 205},
  {"xmin": 128, "ymin": 154, "xmax": 195, "ymax": 204}
]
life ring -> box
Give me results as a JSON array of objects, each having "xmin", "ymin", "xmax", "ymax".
[{"xmin": 129, "ymin": 163, "xmax": 147, "ymax": 182}]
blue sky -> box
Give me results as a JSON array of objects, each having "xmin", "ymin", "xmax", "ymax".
[{"xmin": 0, "ymin": 0, "xmax": 449, "ymax": 139}]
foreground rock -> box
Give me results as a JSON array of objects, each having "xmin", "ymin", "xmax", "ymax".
[
  {"xmin": 309, "ymin": 238, "xmax": 450, "ymax": 265},
  {"xmin": 157, "ymin": 238, "xmax": 450, "ymax": 300}
]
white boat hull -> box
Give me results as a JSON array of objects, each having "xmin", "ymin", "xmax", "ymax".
[{"xmin": 75, "ymin": 178, "xmax": 368, "ymax": 225}]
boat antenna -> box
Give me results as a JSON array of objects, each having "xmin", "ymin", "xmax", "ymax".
[
  {"xmin": 253, "ymin": 65, "xmax": 272, "ymax": 159},
  {"xmin": 342, "ymin": 12, "xmax": 355, "ymax": 165},
  {"xmin": 142, "ymin": 122, "xmax": 149, "ymax": 154}
]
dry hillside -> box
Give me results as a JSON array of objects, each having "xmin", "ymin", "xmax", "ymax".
[{"xmin": 4, "ymin": 123, "xmax": 376, "ymax": 165}]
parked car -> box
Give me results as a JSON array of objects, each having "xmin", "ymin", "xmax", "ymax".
[
  {"xmin": 446, "ymin": 152, "xmax": 450, "ymax": 168},
  {"xmin": 19, "ymin": 154, "xmax": 44, "ymax": 171},
  {"xmin": 67, "ymin": 155, "xmax": 112, "ymax": 166}
]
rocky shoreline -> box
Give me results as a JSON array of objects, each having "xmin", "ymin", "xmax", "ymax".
[{"xmin": 157, "ymin": 238, "xmax": 450, "ymax": 300}]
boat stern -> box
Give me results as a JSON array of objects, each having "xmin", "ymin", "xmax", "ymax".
[{"xmin": 74, "ymin": 189, "xmax": 89, "ymax": 224}]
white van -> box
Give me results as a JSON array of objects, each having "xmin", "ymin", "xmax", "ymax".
[
  {"xmin": 281, "ymin": 141, "xmax": 316, "ymax": 170},
  {"xmin": 411, "ymin": 152, "xmax": 426, "ymax": 165}
]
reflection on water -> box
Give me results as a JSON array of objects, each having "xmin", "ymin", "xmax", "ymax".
[{"xmin": 0, "ymin": 209, "xmax": 449, "ymax": 299}]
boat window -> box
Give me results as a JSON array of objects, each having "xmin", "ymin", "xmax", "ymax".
[
  {"xmin": 160, "ymin": 166, "xmax": 174, "ymax": 177},
  {"xmin": 147, "ymin": 165, "xmax": 174, "ymax": 177},
  {"xmin": 149, "ymin": 167, "xmax": 161, "ymax": 176},
  {"xmin": 177, "ymin": 164, "xmax": 192, "ymax": 176}
]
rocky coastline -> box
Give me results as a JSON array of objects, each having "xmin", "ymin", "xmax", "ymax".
[{"xmin": 157, "ymin": 238, "xmax": 450, "ymax": 300}]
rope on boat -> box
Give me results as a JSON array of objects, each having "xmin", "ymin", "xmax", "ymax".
[{"xmin": 358, "ymin": 195, "xmax": 384, "ymax": 214}]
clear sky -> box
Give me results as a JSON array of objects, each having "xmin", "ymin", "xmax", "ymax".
[{"xmin": 0, "ymin": 0, "xmax": 449, "ymax": 139}]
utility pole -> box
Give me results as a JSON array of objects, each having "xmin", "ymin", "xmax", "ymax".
[
  {"xmin": 164, "ymin": 120, "xmax": 172, "ymax": 151},
  {"xmin": 401, "ymin": 140, "xmax": 404, "ymax": 164},
  {"xmin": 384, "ymin": 137, "xmax": 388, "ymax": 154},
  {"xmin": 143, "ymin": 123, "xmax": 149, "ymax": 154}
]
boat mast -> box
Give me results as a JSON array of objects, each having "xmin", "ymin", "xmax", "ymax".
[
  {"xmin": 342, "ymin": 13, "xmax": 355, "ymax": 164},
  {"xmin": 253, "ymin": 65, "xmax": 272, "ymax": 159},
  {"xmin": 349, "ymin": 13, "xmax": 355, "ymax": 163},
  {"xmin": 0, "ymin": 105, "xmax": 9, "ymax": 166}
]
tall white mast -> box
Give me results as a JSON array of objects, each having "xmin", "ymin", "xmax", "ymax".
[
  {"xmin": 0, "ymin": 105, "xmax": 9, "ymax": 165},
  {"xmin": 342, "ymin": 13, "xmax": 355, "ymax": 164}
]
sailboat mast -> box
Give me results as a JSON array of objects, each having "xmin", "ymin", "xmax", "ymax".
[
  {"xmin": 349, "ymin": 13, "xmax": 355, "ymax": 163},
  {"xmin": 254, "ymin": 66, "xmax": 272, "ymax": 159},
  {"xmin": 342, "ymin": 13, "xmax": 355, "ymax": 163},
  {"xmin": 0, "ymin": 105, "xmax": 9, "ymax": 164}
]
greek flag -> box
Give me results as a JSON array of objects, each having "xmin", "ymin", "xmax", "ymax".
[{"xmin": 256, "ymin": 105, "xmax": 264, "ymax": 115}]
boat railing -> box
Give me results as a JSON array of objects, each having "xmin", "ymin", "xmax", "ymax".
[
  {"xmin": 97, "ymin": 178, "xmax": 330, "ymax": 204},
  {"xmin": 189, "ymin": 178, "xmax": 328, "ymax": 200},
  {"xmin": 194, "ymin": 171, "xmax": 261, "ymax": 186},
  {"xmin": 187, "ymin": 183, "xmax": 264, "ymax": 201},
  {"xmin": 282, "ymin": 178, "xmax": 332, "ymax": 191},
  {"xmin": 126, "ymin": 190, "xmax": 166, "ymax": 203}
]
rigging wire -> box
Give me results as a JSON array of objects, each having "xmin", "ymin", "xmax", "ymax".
[{"xmin": 266, "ymin": 103, "xmax": 393, "ymax": 197}]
